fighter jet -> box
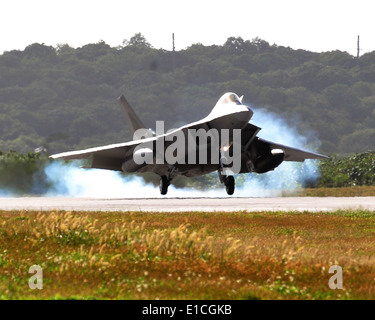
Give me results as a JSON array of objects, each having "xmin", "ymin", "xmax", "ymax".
[{"xmin": 50, "ymin": 92, "xmax": 327, "ymax": 195}]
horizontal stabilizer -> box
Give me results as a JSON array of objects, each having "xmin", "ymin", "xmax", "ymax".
[{"xmin": 259, "ymin": 138, "xmax": 328, "ymax": 162}]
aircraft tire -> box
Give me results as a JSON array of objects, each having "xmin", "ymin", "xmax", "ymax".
[
  {"xmin": 159, "ymin": 175, "xmax": 169, "ymax": 195},
  {"xmin": 225, "ymin": 176, "xmax": 235, "ymax": 195}
]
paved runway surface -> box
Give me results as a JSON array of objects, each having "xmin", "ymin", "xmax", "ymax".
[{"xmin": 0, "ymin": 197, "xmax": 374, "ymax": 212}]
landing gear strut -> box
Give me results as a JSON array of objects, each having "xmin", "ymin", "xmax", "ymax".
[{"xmin": 159, "ymin": 175, "xmax": 170, "ymax": 195}]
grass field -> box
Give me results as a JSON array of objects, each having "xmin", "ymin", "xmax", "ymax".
[{"xmin": 1, "ymin": 209, "xmax": 375, "ymax": 300}]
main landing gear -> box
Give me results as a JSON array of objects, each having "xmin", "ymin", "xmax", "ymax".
[
  {"xmin": 224, "ymin": 175, "xmax": 235, "ymax": 195},
  {"xmin": 218, "ymin": 170, "xmax": 235, "ymax": 196},
  {"xmin": 159, "ymin": 175, "xmax": 170, "ymax": 195}
]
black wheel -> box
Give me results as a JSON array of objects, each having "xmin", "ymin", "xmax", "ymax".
[
  {"xmin": 159, "ymin": 175, "xmax": 169, "ymax": 195},
  {"xmin": 225, "ymin": 176, "xmax": 235, "ymax": 195}
]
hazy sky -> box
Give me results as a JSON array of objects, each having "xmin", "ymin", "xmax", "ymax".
[{"xmin": 1, "ymin": 0, "xmax": 374, "ymax": 56}]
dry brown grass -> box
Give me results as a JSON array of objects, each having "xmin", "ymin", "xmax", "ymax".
[{"xmin": 0, "ymin": 209, "xmax": 374, "ymax": 300}]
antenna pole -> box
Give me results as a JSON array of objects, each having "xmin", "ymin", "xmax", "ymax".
[
  {"xmin": 357, "ymin": 35, "xmax": 360, "ymax": 59},
  {"xmin": 172, "ymin": 33, "xmax": 176, "ymax": 72}
]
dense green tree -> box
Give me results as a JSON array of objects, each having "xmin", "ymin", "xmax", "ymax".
[
  {"xmin": 123, "ymin": 33, "xmax": 152, "ymax": 48},
  {"xmin": 224, "ymin": 37, "xmax": 246, "ymax": 53}
]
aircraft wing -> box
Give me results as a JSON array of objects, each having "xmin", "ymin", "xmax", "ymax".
[
  {"xmin": 258, "ymin": 138, "xmax": 328, "ymax": 162},
  {"xmin": 50, "ymin": 140, "xmax": 143, "ymax": 171},
  {"xmin": 49, "ymin": 115, "xmax": 215, "ymax": 171}
]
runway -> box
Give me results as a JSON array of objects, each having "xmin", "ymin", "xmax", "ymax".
[{"xmin": 0, "ymin": 196, "xmax": 375, "ymax": 212}]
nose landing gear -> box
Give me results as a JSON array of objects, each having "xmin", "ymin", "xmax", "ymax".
[{"xmin": 159, "ymin": 167, "xmax": 177, "ymax": 195}]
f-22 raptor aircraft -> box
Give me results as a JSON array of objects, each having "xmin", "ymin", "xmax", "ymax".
[{"xmin": 50, "ymin": 92, "xmax": 327, "ymax": 195}]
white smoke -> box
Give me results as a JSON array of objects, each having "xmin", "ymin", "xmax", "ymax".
[
  {"xmin": 0, "ymin": 190, "xmax": 13, "ymax": 197},
  {"xmin": 43, "ymin": 161, "xmax": 227, "ymax": 198},
  {"xmin": 40, "ymin": 106, "xmax": 320, "ymax": 198},
  {"xmin": 232, "ymin": 106, "xmax": 320, "ymax": 197}
]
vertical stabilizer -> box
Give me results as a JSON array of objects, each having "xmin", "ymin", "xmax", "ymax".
[{"xmin": 118, "ymin": 95, "xmax": 146, "ymax": 138}]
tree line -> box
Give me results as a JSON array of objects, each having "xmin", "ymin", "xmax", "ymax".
[{"xmin": 1, "ymin": 33, "xmax": 375, "ymax": 156}]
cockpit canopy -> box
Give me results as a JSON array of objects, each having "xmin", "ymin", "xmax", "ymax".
[{"xmin": 217, "ymin": 92, "xmax": 242, "ymax": 105}]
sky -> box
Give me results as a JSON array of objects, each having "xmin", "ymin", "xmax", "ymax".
[{"xmin": 1, "ymin": 0, "xmax": 375, "ymax": 56}]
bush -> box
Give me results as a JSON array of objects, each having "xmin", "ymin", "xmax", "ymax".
[
  {"xmin": 0, "ymin": 151, "xmax": 51, "ymax": 195},
  {"xmin": 317, "ymin": 151, "xmax": 375, "ymax": 187}
]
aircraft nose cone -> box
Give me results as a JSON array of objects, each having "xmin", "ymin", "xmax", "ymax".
[
  {"xmin": 240, "ymin": 105, "xmax": 253, "ymax": 123},
  {"xmin": 229, "ymin": 106, "xmax": 253, "ymax": 129},
  {"xmin": 246, "ymin": 105, "xmax": 254, "ymax": 119}
]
